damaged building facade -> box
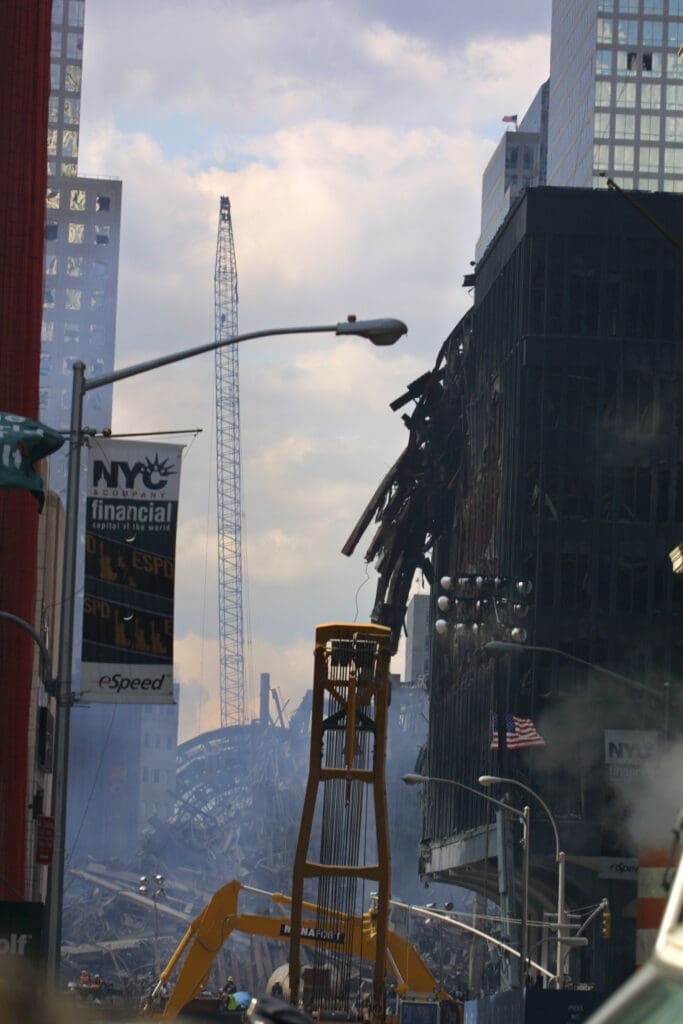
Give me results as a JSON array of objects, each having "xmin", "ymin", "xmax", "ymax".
[{"xmin": 347, "ymin": 184, "xmax": 683, "ymax": 995}]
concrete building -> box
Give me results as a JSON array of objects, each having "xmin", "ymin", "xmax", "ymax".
[{"xmin": 404, "ymin": 593, "xmax": 430, "ymax": 685}]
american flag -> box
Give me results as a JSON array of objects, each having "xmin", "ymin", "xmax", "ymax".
[
  {"xmin": 491, "ymin": 713, "xmax": 546, "ymax": 750},
  {"xmin": 502, "ymin": 114, "xmax": 518, "ymax": 123}
]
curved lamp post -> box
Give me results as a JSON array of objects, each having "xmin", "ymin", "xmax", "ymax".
[
  {"xmin": 402, "ymin": 772, "xmax": 531, "ymax": 984},
  {"xmin": 479, "ymin": 774, "xmax": 565, "ymax": 989},
  {"xmin": 45, "ymin": 316, "xmax": 407, "ymax": 980}
]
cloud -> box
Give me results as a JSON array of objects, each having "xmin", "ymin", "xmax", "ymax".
[{"xmin": 78, "ymin": 0, "xmax": 552, "ymax": 740}]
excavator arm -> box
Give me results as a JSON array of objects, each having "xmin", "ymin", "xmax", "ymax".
[{"xmin": 159, "ymin": 880, "xmax": 441, "ymax": 1019}]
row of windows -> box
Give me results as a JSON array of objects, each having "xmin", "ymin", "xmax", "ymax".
[
  {"xmin": 47, "ymin": 189, "xmax": 111, "ymax": 213},
  {"xmin": 47, "ymin": 161, "xmax": 77, "ymax": 178},
  {"xmin": 47, "ymin": 127, "xmax": 78, "ymax": 159},
  {"xmin": 598, "ymin": 17, "xmax": 683, "ymax": 47},
  {"xmin": 594, "ymin": 141, "xmax": 683, "ymax": 170},
  {"xmin": 44, "ymin": 286, "xmax": 114, "ymax": 311},
  {"xmin": 40, "ymin": 353, "xmax": 106, "ymax": 377},
  {"xmin": 48, "ymin": 97, "xmax": 79, "ymax": 125},
  {"xmin": 40, "ymin": 387, "xmax": 105, "ymax": 414},
  {"xmin": 41, "ymin": 320, "xmax": 108, "ymax": 345},
  {"xmin": 141, "ymin": 767, "xmax": 174, "ymax": 784},
  {"xmin": 144, "ymin": 733, "xmax": 175, "ymax": 749},
  {"xmin": 45, "ymin": 222, "xmax": 112, "ymax": 245},
  {"xmin": 595, "ymin": 79, "xmax": 683, "ymax": 107},
  {"xmin": 599, "ymin": 1, "xmax": 683, "ymax": 12},
  {"xmin": 597, "ymin": 49, "xmax": 683, "ymax": 75},
  {"xmin": 593, "ymin": 171, "xmax": 683, "ymax": 187},
  {"xmin": 594, "ymin": 110, "xmax": 683, "ymax": 139},
  {"xmin": 50, "ymin": 30, "xmax": 83, "ymax": 60}
]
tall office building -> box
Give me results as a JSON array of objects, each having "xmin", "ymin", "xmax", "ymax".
[
  {"xmin": 477, "ymin": 1, "xmax": 683, "ymax": 261},
  {"xmin": 42, "ymin": 0, "xmax": 121, "ymax": 493},
  {"xmin": 404, "ymin": 593, "xmax": 430, "ymax": 685},
  {"xmin": 548, "ymin": 0, "xmax": 683, "ymax": 191}
]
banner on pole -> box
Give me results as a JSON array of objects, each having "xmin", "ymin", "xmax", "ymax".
[{"xmin": 79, "ymin": 439, "xmax": 183, "ymax": 704}]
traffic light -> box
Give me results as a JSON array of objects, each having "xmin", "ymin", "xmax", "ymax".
[{"xmin": 601, "ymin": 908, "xmax": 612, "ymax": 939}]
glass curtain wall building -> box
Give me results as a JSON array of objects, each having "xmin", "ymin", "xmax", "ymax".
[
  {"xmin": 42, "ymin": 0, "xmax": 121, "ymax": 498},
  {"xmin": 548, "ymin": 0, "xmax": 683, "ymax": 191}
]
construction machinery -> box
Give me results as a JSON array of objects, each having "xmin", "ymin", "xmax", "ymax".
[{"xmin": 153, "ymin": 878, "xmax": 446, "ymax": 1020}]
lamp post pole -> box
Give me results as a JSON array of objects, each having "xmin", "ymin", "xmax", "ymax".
[
  {"xmin": 44, "ymin": 317, "xmax": 407, "ymax": 981},
  {"xmin": 479, "ymin": 774, "xmax": 565, "ymax": 989},
  {"xmin": 402, "ymin": 773, "xmax": 531, "ymax": 987}
]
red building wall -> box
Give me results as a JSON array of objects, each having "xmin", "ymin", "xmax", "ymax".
[{"xmin": 0, "ymin": 1, "xmax": 52, "ymax": 899}]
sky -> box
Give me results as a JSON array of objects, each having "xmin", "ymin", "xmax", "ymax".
[{"xmin": 77, "ymin": 0, "xmax": 552, "ymax": 742}]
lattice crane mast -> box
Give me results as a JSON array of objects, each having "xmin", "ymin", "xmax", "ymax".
[{"xmin": 214, "ymin": 196, "xmax": 245, "ymax": 727}]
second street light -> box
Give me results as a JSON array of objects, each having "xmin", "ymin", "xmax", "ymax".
[
  {"xmin": 45, "ymin": 316, "xmax": 407, "ymax": 981},
  {"xmin": 402, "ymin": 772, "xmax": 531, "ymax": 985},
  {"xmin": 479, "ymin": 774, "xmax": 566, "ymax": 990}
]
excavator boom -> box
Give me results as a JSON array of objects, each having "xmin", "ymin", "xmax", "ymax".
[{"xmin": 159, "ymin": 880, "xmax": 441, "ymax": 1019}]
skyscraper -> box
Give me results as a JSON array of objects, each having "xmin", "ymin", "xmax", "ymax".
[
  {"xmin": 548, "ymin": 0, "xmax": 683, "ymax": 191},
  {"xmin": 42, "ymin": 0, "xmax": 121, "ymax": 494},
  {"xmin": 477, "ymin": 0, "xmax": 683, "ymax": 261}
]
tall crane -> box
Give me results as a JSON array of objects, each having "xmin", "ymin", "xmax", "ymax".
[{"xmin": 214, "ymin": 196, "xmax": 245, "ymax": 727}]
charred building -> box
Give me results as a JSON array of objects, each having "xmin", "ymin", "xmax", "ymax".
[{"xmin": 346, "ymin": 184, "xmax": 683, "ymax": 995}]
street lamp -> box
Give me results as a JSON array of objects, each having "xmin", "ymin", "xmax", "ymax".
[
  {"xmin": 479, "ymin": 774, "xmax": 565, "ymax": 989},
  {"xmin": 402, "ymin": 773, "xmax": 531, "ymax": 984},
  {"xmin": 139, "ymin": 873, "xmax": 165, "ymax": 977},
  {"xmin": 483, "ymin": 640, "xmax": 662, "ymax": 699},
  {"xmin": 44, "ymin": 316, "xmax": 407, "ymax": 980}
]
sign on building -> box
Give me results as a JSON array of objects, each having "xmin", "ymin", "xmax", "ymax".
[{"xmin": 79, "ymin": 439, "xmax": 183, "ymax": 704}]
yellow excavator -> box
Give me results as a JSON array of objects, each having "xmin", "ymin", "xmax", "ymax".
[{"xmin": 153, "ymin": 878, "xmax": 448, "ymax": 1020}]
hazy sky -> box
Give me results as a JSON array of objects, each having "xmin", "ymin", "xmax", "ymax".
[{"xmin": 77, "ymin": 0, "xmax": 552, "ymax": 741}]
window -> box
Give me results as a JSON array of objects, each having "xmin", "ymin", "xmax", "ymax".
[
  {"xmin": 50, "ymin": 63, "xmax": 60, "ymax": 90},
  {"xmin": 641, "ymin": 114, "xmax": 660, "ymax": 140},
  {"xmin": 47, "ymin": 129, "xmax": 57, "ymax": 156},
  {"xmin": 598, "ymin": 0, "xmax": 614, "ymax": 9},
  {"xmin": 70, "ymin": 189, "xmax": 86, "ymax": 211},
  {"xmin": 614, "ymin": 145, "xmax": 635, "ymax": 170},
  {"xmin": 95, "ymin": 226, "xmax": 110, "ymax": 245},
  {"xmin": 65, "ymin": 288, "xmax": 81, "ymax": 310},
  {"xmin": 618, "ymin": 0, "xmax": 638, "ymax": 10},
  {"xmin": 66, "ymin": 32, "xmax": 82, "ymax": 58},
  {"xmin": 96, "ymin": 194, "xmax": 111, "ymax": 212},
  {"xmin": 41, "ymin": 321, "xmax": 54, "ymax": 343},
  {"xmin": 615, "ymin": 113, "xmax": 635, "ymax": 138},
  {"xmin": 91, "ymin": 259, "xmax": 107, "ymax": 277},
  {"xmin": 45, "ymin": 255, "xmax": 58, "ymax": 275},
  {"xmin": 153, "ymin": 769, "xmax": 160, "ymax": 784},
  {"xmin": 89, "ymin": 324, "xmax": 105, "ymax": 345},
  {"xmin": 642, "ymin": 21, "xmax": 663, "ymax": 46},
  {"xmin": 67, "ymin": 255, "xmax": 83, "ymax": 276},
  {"xmin": 643, "ymin": 0, "xmax": 663, "ymax": 12},
  {"xmin": 62, "ymin": 130, "xmax": 78, "ymax": 157},
  {"xmin": 641, "ymin": 84, "xmax": 661, "ymax": 109},
  {"xmin": 612, "ymin": 174, "xmax": 634, "ymax": 188},
  {"xmin": 594, "ymin": 144, "xmax": 610, "ymax": 170},
  {"xmin": 668, "ymin": 22, "xmax": 683, "ymax": 48},
  {"xmin": 44, "ymin": 288, "xmax": 56, "ymax": 309},
  {"xmin": 638, "ymin": 146, "xmax": 660, "ymax": 173},
  {"xmin": 666, "ymin": 115, "xmax": 683, "ymax": 142},
  {"xmin": 46, "ymin": 188, "xmax": 60, "ymax": 209},
  {"xmin": 664, "ymin": 148, "xmax": 683, "ymax": 173},
  {"xmin": 90, "ymin": 290, "xmax": 105, "ymax": 310},
  {"xmin": 615, "ymin": 82, "xmax": 636, "ymax": 107},
  {"xmin": 68, "ymin": 222, "xmax": 84, "ymax": 243},
  {"xmin": 64, "ymin": 323, "xmax": 79, "ymax": 344},
  {"xmin": 69, "ymin": 0, "xmax": 85, "ymax": 25},
  {"xmin": 597, "ymin": 49, "xmax": 613, "ymax": 75},
  {"xmin": 63, "ymin": 98, "xmax": 79, "ymax": 124},
  {"xmin": 618, "ymin": 20, "xmax": 638, "ymax": 45},
  {"xmin": 48, "ymin": 97, "xmax": 59, "ymax": 123},
  {"xmin": 61, "ymin": 162, "xmax": 77, "ymax": 177},
  {"xmin": 64, "ymin": 64, "xmax": 81, "ymax": 91},
  {"xmin": 595, "ymin": 113, "xmax": 611, "ymax": 138},
  {"xmin": 598, "ymin": 18, "xmax": 613, "ymax": 43},
  {"xmin": 595, "ymin": 81, "xmax": 612, "ymax": 105},
  {"xmin": 667, "ymin": 53, "xmax": 683, "ymax": 78},
  {"xmin": 45, "ymin": 222, "xmax": 58, "ymax": 241},
  {"xmin": 52, "ymin": 0, "xmax": 64, "ymax": 20},
  {"xmin": 666, "ymin": 85, "xmax": 683, "ymax": 111}
]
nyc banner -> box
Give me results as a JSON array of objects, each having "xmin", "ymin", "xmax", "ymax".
[{"xmin": 80, "ymin": 439, "xmax": 182, "ymax": 704}]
